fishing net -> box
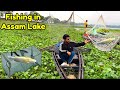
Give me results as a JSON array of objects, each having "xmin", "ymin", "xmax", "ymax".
[
  {"xmin": 1, "ymin": 46, "xmax": 41, "ymax": 77},
  {"xmin": 65, "ymin": 12, "xmax": 74, "ymax": 28},
  {"xmin": 86, "ymin": 15, "xmax": 120, "ymax": 51},
  {"xmin": 65, "ymin": 12, "xmax": 84, "ymax": 29}
]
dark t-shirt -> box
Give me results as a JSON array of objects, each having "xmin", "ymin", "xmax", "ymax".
[{"xmin": 59, "ymin": 42, "xmax": 85, "ymax": 53}]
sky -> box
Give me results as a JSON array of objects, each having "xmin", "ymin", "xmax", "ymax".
[{"xmin": 12, "ymin": 11, "xmax": 120, "ymax": 25}]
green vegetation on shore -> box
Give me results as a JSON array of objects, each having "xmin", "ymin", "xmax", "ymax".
[{"xmin": 0, "ymin": 20, "xmax": 120, "ymax": 79}]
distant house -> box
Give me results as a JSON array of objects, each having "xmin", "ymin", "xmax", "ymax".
[{"xmin": 46, "ymin": 17, "xmax": 54, "ymax": 24}]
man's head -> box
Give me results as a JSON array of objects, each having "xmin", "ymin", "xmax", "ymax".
[
  {"xmin": 86, "ymin": 20, "xmax": 88, "ymax": 22},
  {"xmin": 63, "ymin": 34, "xmax": 70, "ymax": 43}
]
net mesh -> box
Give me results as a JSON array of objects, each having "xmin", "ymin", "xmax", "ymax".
[
  {"xmin": 1, "ymin": 46, "xmax": 41, "ymax": 77},
  {"xmin": 86, "ymin": 15, "xmax": 120, "ymax": 51},
  {"xmin": 64, "ymin": 12, "xmax": 84, "ymax": 29}
]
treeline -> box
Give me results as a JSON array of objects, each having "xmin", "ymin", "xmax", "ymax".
[
  {"xmin": 0, "ymin": 11, "xmax": 82, "ymax": 24},
  {"xmin": 0, "ymin": 11, "xmax": 62, "ymax": 23},
  {"xmin": 0, "ymin": 11, "xmax": 120, "ymax": 27},
  {"xmin": 106, "ymin": 25, "xmax": 120, "ymax": 28}
]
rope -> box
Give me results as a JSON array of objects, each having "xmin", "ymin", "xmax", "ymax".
[
  {"xmin": 66, "ymin": 12, "xmax": 74, "ymax": 22},
  {"xmin": 75, "ymin": 14, "xmax": 93, "ymax": 28},
  {"xmin": 96, "ymin": 11, "xmax": 100, "ymax": 16}
]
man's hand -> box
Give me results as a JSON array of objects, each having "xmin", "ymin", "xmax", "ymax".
[
  {"xmin": 67, "ymin": 51, "xmax": 71, "ymax": 56},
  {"xmin": 84, "ymin": 39, "xmax": 91, "ymax": 44}
]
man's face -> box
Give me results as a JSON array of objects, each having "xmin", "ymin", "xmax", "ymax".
[{"xmin": 65, "ymin": 37, "xmax": 70, "ymax": 43}]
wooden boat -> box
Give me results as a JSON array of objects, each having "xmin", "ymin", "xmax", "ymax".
[{"xmin": 52, "ymin": 46, "xmax": 84, "ymax": 79}]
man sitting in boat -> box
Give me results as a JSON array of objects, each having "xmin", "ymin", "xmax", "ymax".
[{"xmin": 59, "ymin": 34, "xmax": 90, "ymax": 66}]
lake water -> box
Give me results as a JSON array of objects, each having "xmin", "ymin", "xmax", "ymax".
[
  {"xmin": 109, "ymin": 28, "xmax": 120, "ymax": 30},
  {"xmin": 75, "ymin": 28, "xmax": 120, "ymax": 30}
]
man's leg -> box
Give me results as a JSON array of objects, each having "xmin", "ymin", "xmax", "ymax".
[
  {"xmin": 59, "ymin": 53, "xmax": 68, "ymax": 62},
  {"xmin": 68, "ymin": 51, "xmax": 75, "ymax": 64}
]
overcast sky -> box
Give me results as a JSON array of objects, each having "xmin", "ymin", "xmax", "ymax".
[{"xmin": 13, "ymin": 11, "xmax": 120, "ymax": 25}]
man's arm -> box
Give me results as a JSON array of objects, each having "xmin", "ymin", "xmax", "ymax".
[
  {"xmin": 73, "ymin": 39, "xmax": 91, "ymax": 47},
  {"xmin": 59, "ymin": 43, "xmax": 68, "ymax": 52},
  {"xmin": 73, "ymin": 42, "xmax": 86, "ymax": 47}
]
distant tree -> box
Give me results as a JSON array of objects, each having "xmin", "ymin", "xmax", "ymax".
[
  {"xmin": 0, "ymin": 11, "xmax": 4, "ymax": 18},
  {"xmin": 34, "ymin": 11, "xmax": 44, "ymax": 20},
  {"xmin": 53, "ymin": 18, "xmax": 60, "ymax": 23},
  {"xmin": 29, "ymin": 11, "xmax": 44, "ymax": 20},
  {"xmin": 43, "ymin": 16, "xmax": 51, "ymax": 21},
  {"xmin": 5, "ymin": 11, "xmax": 13, "ymax": 14},
  {"xmin": 30, "ymin": 11, "xmax": 34, "ymax": 15},
  {"xmin": 29, "ymin": 11, "xmax": 35, "ymax": 19},
  {"xmin": 24, "ymin": 12, "xmax": 29, "ymax": 15},
  {"xmin": 33, "ymin": 11, "xmax": 39, "ymax": 15},
  {"xmin": 0, "ymin": 11, "xmax": 13, "ymax": 18},
  {"xmin": 40, "ymin": 15, "xmax": 44, "ymax": 20},
  {"xmin": 61, "ymin": 20, "xmax": 67, "ymax": 24},
  {"xmin": 42, "ymin": 16, "xmax": 60, "ymax": 23},
  {"xmin": 20, "ymin": 13, "xmax": 23, "ymax": 15}
]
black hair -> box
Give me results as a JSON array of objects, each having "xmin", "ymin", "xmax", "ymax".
[
  {"xmin": 86, "ymin": 20, "xmax": 88, "ymax": 22},
  {"xmin": 63, "ymin": 34, "xmax": 70, "ymax": 39}
]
